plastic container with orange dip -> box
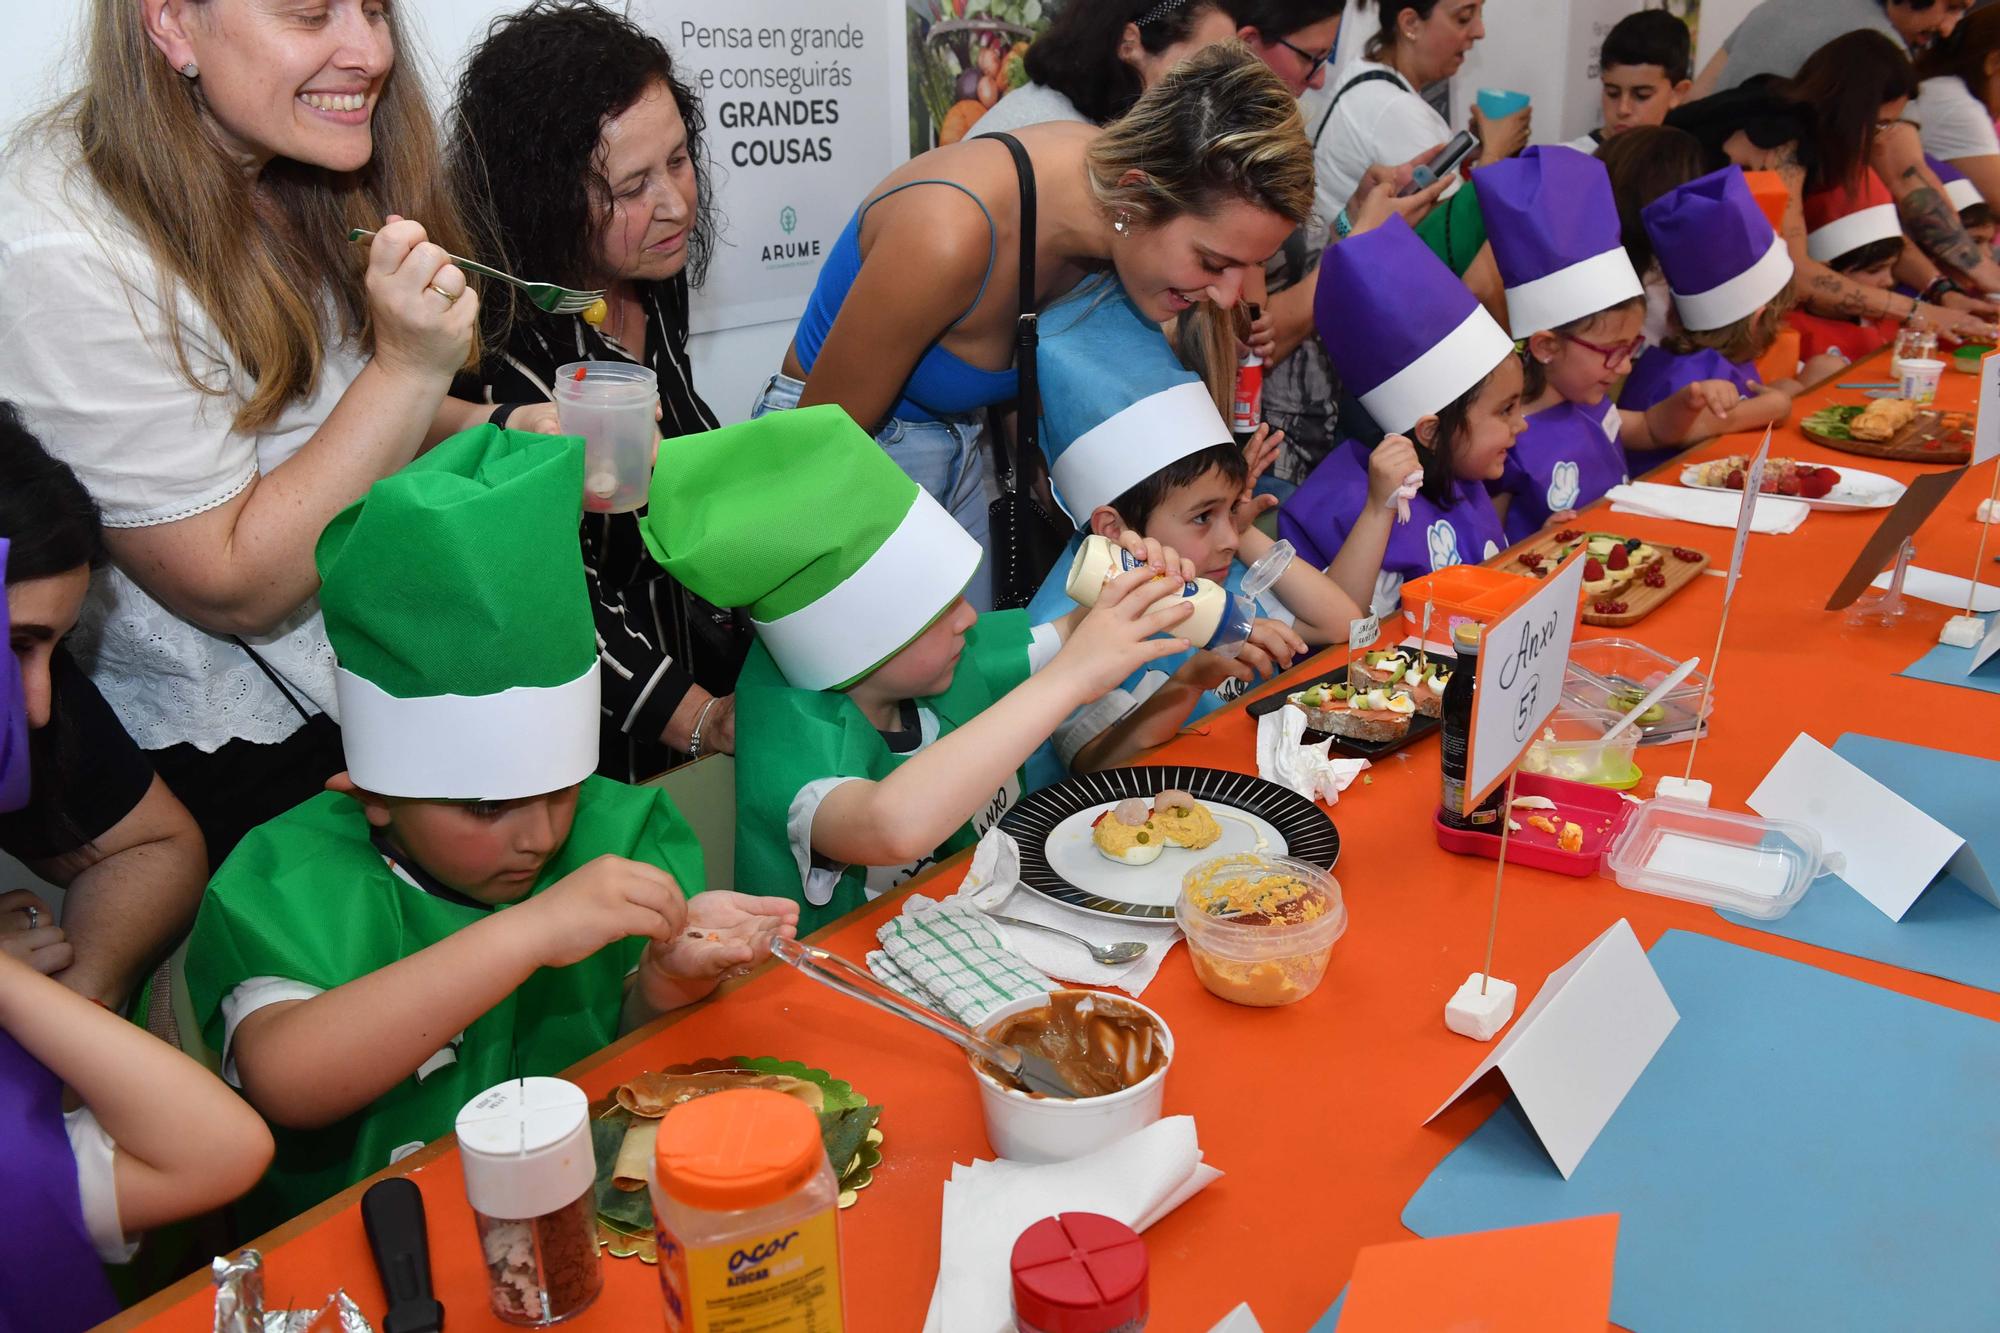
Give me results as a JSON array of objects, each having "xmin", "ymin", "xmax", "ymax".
[{"xmin": 648, "ymin": 1087, "xmax": 844, "ymax": 1332}]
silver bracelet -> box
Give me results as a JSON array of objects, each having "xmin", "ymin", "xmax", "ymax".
[{"xmin": 687, "ymin": 695, "xmax": 718, "ymax": 758}]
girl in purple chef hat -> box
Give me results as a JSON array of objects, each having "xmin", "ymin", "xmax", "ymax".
[{"xmin": 1277, "ymin": 215, "xmax": 1526, "ymax": 616}]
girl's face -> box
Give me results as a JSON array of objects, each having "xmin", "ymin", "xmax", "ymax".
[
  {"xmin": 593, "ymin": 80, "xmax": 698, "ymax": 285},
  {"xmin": 1247, "ymin": 18, "xmax": 1341, "ymax": 96},
  {"xmin": 1116, "ymin": 196, "xmax": 1295, "ymax": 322},
  {"xmin": 144, "ymin": 0, "xmax": 394, "ymax": 173},
  {"xmin": 6, "ymin": 567, "xmax": 91, "ymax": 730},
  {"xmin": 1395, "ymin": 0, "xmax": 1487, "ymax": 85},
  {"xmin": 1535, "ymin": 305, "xmax": 1646, "ymax": 407},
  {"xmin": 1447, "ymin": 355, "xmax": 1528, "ymax": 482}
]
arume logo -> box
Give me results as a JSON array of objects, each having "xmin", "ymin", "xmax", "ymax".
[
  {"xmin": 763, "ymin": 205, "xmax": 820, "ymax": 266},
  {"xmin": 779, "ymin": 205, "xmax": 798, "ymax": 234}
]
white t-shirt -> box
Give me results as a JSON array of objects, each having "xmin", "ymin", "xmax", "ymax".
[
  {"xmin": 0, "ymin": 135, "xmax": 350, "ymax": 752},
  {"xmin": 1913, "ymin": 76, "xmax": 2000, "ymax": 165},
  {"xmin": 1307, "ymin": 60, "xmax": 1456, "ymax": 243},
  {"xmin": 63, "ymin": 1107, "xmax": 137, "ymax": 1264},
  {"xmin": 970, "ymin": 83, "xmax": 1091, "ymax": 138}
]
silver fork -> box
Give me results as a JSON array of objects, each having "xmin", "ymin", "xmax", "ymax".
[{"xmin": 346, "ymin": 228, "xmax": 605, "ymax": 315}]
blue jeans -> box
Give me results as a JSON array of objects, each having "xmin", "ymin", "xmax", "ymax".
[{"xmin": 750, "ymin": 374, "xmax": 995, "ymax": 611}]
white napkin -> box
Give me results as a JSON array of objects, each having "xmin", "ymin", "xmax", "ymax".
[
  {"xmin": 1607, "ymin": 481, "xmax": 1810, "ymax": 533},
  {"xmin": 867, "ymin": 901, "xmax": 1054, "ymax": 1028},
  {"xmin": 1205, "ymin": 1306, "xmax": 1267, "ymax": 1333},
  {"xmin": 1256, "ymin": 704, "xmax": 1371, "ymax": 805},
  {"xmin": 921, "ymin": 1116, "xmax": 1223, "ymax": 1333},
  {"xmin": 946, "ymin": 829, "xmax": 1181, "ymax": 996},
  {"xmin": 1868, "ymin": 565, "xmax": 2000, "ymax": 612}
]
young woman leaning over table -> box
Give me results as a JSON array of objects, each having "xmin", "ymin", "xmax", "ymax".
[
  {"xmin": 449, "ymin": 0, "xmax": 751, "ymax": 784},
  {"xmin": 756, "ymin": 42, "xmax": 1315, "ymax": 610},
  {"xmin": 0, "ymin": 0, "xmax": 495, "ymax": 866}
]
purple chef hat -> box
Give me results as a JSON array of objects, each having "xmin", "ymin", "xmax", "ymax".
[
  {"xmin": 1313, "ymin": 215, "xmax": 1516, "ymax": 434},
  {"xmin": 1475, "ymin": 146, "xmax": 1643, "ymax": 338},
  {"xmin": 1641, "ymin": 165, "xmax": 1793, "ymax": 332}
]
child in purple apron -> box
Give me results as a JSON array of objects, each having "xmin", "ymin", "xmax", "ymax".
[
  {"xmin": 0, "ymin": 538, "xmax": 274, "ymax": 1333},
  {"xmin": 1279, "ymin": 216, "xmax": 1526, "ymax": 616},
  {"xmin": 1616, "ymin": 166, "xmax": 1823, "ymax": 474},
  {"xmin": 1476, "ymin": 147, "xmax": 1735, "ymax": 541}
]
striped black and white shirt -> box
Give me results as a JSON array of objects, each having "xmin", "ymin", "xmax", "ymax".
[{"xmin": 456, "ymin": 276, "xmax": 753, "ymax": 783}]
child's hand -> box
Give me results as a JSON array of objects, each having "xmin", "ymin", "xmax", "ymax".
[
  {"xmin": 1050, "ymin": 565, "xmax": 1198, "ymax": 697},
  {"xmin": 1242, "ymin": 306, "xmax": 1277, "ymax": 362},
  {"xmin": 1365, "ymin": 435, "xmax": 1423, "ymax": 510},
  {"xmin": 1678, "ymin": 379, "xmax": 1742, "ymax": 420},
  {"xmin": 1110, "ymin": 528, "xmax": 1197, "ymax": 583},
  {"xmin": 640, "ymin": 891, "xmax": 799, "ymax": 983},
  {"xmin": 1543, "ymin": 509, "xmax": 1578, "ymax": 529},
  {"xmin": 1172, "ymin": 618, "xmax": 1308, "ymax": 692},
  {"xmin": 1799, "ymin": 352, "xmax": 1848, "ymax": 385},
  {"xmin": 520, "ymin": 855, "xmax": 688, "ymax": 969},
  {"xmin": 1232, "ymin": 424, "xmax": 1284, "ymax": 534}
]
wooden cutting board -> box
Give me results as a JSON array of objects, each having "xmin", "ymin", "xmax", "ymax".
[
  {"xmin": 1496, "ymin": 529, "xmax": 1711, "ymax": 627},
  {"xmin": 1799, "ymin": 404, "xmax": 1971, "ymax": 464}
]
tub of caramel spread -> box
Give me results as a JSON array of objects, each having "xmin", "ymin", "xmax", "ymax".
[{"xmin": 980, "ymin": 992, "xmax": 1167, "ymax": 1098}]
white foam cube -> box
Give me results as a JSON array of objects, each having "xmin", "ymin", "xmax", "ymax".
[
  {"xmin": 1940, "ymin": 615, "xmax": 1986, "ymax": 648},
  {"xmin": 1654, "ymin": 777, "xmax": 1713, "ymax": 807},
  {"xmin": 1445, "ymin": 973, "xmax": 1516, "ymax": 1041}
]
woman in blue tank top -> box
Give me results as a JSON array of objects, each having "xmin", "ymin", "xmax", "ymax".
[{"xmin": 752, "ymin": 41, "xmax": 1313, "ymax": 608}]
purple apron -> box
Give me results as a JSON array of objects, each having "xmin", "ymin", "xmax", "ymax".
[
  {"xmin": 1616, "ymin": 346, "xmax": 1762, "ymax": 476},
  {"xmin": 0, "ymin": 1030, "xmax": 120, "ymax": 1333},
  {"xmin": 1279, "ymin": 437, "xmax": 1509, "ymax": 585},
  {"xmin": 1495, "ymin": 399, "xmax": 1630, "ymax": 543}
]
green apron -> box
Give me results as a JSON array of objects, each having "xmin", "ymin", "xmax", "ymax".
[
  {"xmin": 185, "ymin": 775, "xmax": 703, "ymax": 1232},
  {"xmin": 733, "ymin": 611, "xmax": 1035, "ymax": 934}
]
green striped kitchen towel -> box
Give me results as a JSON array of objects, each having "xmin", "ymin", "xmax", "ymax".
[{"xmin": 867, "ymin": 900, "xmax": 1053, "ymax": 1028}]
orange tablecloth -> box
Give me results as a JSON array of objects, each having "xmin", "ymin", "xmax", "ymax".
[{"xmin": 104, "ymin": 360, "xmax": 2000, "ymax": 1333}]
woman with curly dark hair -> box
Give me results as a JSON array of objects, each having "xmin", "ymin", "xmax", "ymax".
[{"xmin": 450, "ymin": 0, "xmax": 750, "ymax": 783}]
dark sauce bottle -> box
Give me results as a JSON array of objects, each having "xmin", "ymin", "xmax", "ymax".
[{"xmin": 1438, "ymin": 622, "xmax": 1506, "ymax": 832}]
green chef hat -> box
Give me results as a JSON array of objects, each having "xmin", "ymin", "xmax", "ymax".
[
  {"xmin": 639, "ymin": 405, "xmax": 980, "ymax": 692},
  {"xmin": 315, "ymin": 426, "xmax": 601, "ymax": 800}
]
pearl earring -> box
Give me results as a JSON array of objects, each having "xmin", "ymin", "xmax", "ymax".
[{"xmin": 180, "ymin": 62, "xmax": 199, "ymax": 78}]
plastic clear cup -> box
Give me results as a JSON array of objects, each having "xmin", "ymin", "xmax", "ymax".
[
  {"xmin": 553, "ymin": 362, "xmax": 658, "ymax": 513},
  {"xmin": 1898, "ymin": 357, "xmax": 1944, "ymax": 405},
  {"xmin": 1477, "ymin": 88, "xmax": 1530, "ymax": 119}
]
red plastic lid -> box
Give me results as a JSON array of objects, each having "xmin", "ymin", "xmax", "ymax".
[{"xmin": 1010, "ymin": 1213, "xmax": 1149, "ymax": 1333}]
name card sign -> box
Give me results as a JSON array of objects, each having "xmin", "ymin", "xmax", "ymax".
[
  {"xmin": 1460, "ymin": 551, "xmax": 1587, "ymax": 815},
  {"xmin": 1977, "ymin": 349, "xmax": 2000, "ymax": 467}
]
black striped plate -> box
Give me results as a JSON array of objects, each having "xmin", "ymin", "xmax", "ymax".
[{"xmin": 998, "ymin": 765, "xmax": 1340, "ymax": 920}]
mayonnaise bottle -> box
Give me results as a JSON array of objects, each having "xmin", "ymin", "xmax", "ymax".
[{"xmin": 1064, "ymin": 534, "xmax": 1293, "ymax": 655}]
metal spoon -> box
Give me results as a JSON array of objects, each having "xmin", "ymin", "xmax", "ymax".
[{"xmin": 983, "ymin": 913, "xmax": 1148, "ymax": 965}]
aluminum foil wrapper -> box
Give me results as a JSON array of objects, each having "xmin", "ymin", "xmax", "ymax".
[{"xmin": 212, "ymin": 1250, "xmax": 374, "ymax": 1333}]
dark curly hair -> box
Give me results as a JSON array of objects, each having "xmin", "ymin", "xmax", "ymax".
[
  {"xmin": 449, "ymin": 0, "xmax": 715, "ymax": 342},
  {"xmin": 0, "ymin": 402, "xmax": 103, "ymax": 584},
  {"xmin": 1023, "ymin": 0, "xmax": 1235, "ymax": 125}
]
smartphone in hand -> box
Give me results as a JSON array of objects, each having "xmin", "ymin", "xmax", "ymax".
[{"xmin": 1397, "ymin": 130, "xmax": 1479, "ymax": 197}]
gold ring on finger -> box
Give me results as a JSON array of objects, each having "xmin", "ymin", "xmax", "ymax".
[{"xmin": 426, "ymin": 283, "xmax": 461, "ymax": 307}]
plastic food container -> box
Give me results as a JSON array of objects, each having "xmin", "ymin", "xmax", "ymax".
[
  {"xmin": 1432, "ymin": 772, "xmax": 1636, "ymax": 876},
  {"xmin": 1398, "ymin": 565, "xmax": 1543, "ymax": 639},
  {"xmin": 1564, "ymin": 637, "xmax": 1711, "ymax": 745},
  {"xmin": 1519, "ymin": 707, "xmax": 1643, "ymax": 788},
  {"xmin": 1603, "ymin": 799, "xmax": 1824, "ymax": 919},
  {"xmin": 1175, "ymin": 854, "xmax": 1346, "ymax": 1007},
  {"xmin": 970, "ymin": 992, "xmax": 1173, "ymax": 1164},
  {"xmin": 456, "ymin": 1078, "xmax": 603, "ymax": 1326}
]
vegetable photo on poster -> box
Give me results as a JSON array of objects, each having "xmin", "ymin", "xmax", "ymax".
[{"xmin": 907, "ymin": 0, "xmax": 1062, "ymax": 151}]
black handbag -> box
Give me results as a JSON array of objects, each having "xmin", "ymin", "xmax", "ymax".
[{"xmin": 985, "ymin": 132, "xmax": 1072, "ymax": 611}]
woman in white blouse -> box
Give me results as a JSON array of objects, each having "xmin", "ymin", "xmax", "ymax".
[
  {"xmin": 0, "ymin": 0, "xmax": 491, "ymax": 863},
  {"xmin": 1914, "ymin": 8, "xmax": 2000, "ymax": 213}
]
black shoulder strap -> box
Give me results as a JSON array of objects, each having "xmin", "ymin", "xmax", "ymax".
[
  {"xmin": 989, "ymin": 132, "xmax": 1040, "ymax": 462},
  {"xmin": 1313, "ymin": 68, "xmax": 1406, "ymax": 147}
]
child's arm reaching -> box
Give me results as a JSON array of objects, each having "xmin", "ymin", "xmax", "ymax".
[
  {"xmin": 1072, "ymin": 618, "xmax": 1308, "ymax": 771},
  {"xmin": 1620, "ymin": 378, "xmax": 1745, "ymax": 452},
  {"xmin": 0, "ymin": 950, "xmax": 273, "ymax": 1235},
  {"xmin": 1230, "ymin": 427, "xmax": 1368, "ymax": 644},
  {"xmin": 229, "ymin": 857, "xmax": 688, "ymax": 1129},
  {"xmin": 808, "ymin": 564, "xmax": 1197, "ymax": 869},
  {"xmin": 1323, "ymin": 434, "xmax": 1422, "ymax": 612}
]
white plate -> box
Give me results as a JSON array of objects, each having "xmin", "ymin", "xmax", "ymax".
[
  {"xmin": 1678, "ymin": 463, "xmax": 1906, "ymax": 512},
  {"xmin": 1043, "ymin": 801, "xmax": 1288, "ymax": 911}
]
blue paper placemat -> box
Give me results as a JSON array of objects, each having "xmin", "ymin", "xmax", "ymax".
[
  {"xmin": 1720, "ymin": 734, "xmax": 2000, "ymax": 992},
  {"xmin": 1899, "ymin": 613, "xmax": 2000, "ymax": 694},
  {"xmin": 1404, "ymin": 930, "xmax": 2000, "ymax": 1332},
  {"xmin": 1308, "ymin": 1289, "xmax": 1345, "ymax": 1331}
]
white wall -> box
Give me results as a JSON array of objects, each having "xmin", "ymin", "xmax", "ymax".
[{"xmin": 0, "ymin": 2, "xmax": 795, "ymax": 424}]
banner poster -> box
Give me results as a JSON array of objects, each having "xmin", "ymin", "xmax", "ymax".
[
  {"xmin": 642, "ymin": 2, "xmax": 907, "ymax": 333},
  {"xmin": 906, "ymin": 0, "xmax": 1066, "ymax": 153}
]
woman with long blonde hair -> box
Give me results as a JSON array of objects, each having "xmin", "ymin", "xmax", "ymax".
[{"xmin": 0, "ymin": 0, "xmax": 497, "ymax": 863}]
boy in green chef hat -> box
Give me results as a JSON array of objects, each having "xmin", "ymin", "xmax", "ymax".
[
  {"xmin": 185, "ymin": 426, "xmax": 797, "ymax": 1232},
  {"xmin": 640, "ymin": 405, "xmax": 1200, "ymax": 934}
]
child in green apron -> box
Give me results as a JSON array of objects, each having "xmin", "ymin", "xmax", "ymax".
[
  {"xmin": 185, "ymin": 427, "xmax": 797, "ymax": 1233},
  {"xmin": 639, "ymin": 406, "xmax": 1198, "ymax": 934}
]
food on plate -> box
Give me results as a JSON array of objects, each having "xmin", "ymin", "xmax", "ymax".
[
  {"xmin": 1559, "ymin": 821, "xmax": 1585, "ymax": 853},
  {"xmin": 1686, "ymin": 455, "xmax": 1841, "ymax": 500},
  {"xmin": 1291, "ymin": 681, "xmax": 1416, "ymax": 742},
  {"xmin": 1611, "ymin": 685, "xmax": 1667, "ymax": 725},
  {"xmin": 1091, "ymin": 792, "xmax": 1224, "ymax": 865},
  {"xmin": 980, "ymin": 991, "xmax": 1167, "ymax": 1097},
  {"xmin": 1402, "ymin": 658, "xmax": 1451, "ymax": 717},
  {"xmin": 1148, "ymin": 790, "xmax": 1222, "ymax": 851},
  {"xmin": 1849, "ymin": 396, "xmax": 1919, "ymax": 441},
  {"xmin": 615, "ymin": 1068, "xmax": 825, "ymax": 1119},
  {"xmin": 1178, "ymin": 854, "xmax": 1345, "ymax": 1007},
  {"xmin": 1348, "ymin": 648, "xmax": 1411, "ymax": 690}
]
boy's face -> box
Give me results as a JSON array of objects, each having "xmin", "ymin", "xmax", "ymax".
[
  {"xmin": 1966, "ymin": 216, "xmax": 1997, "ymax": 249},
  {"xmin": 1845, "ymin": 251, "xmax": 1901, "ymax": 291},
  {"xmin": 1094, "ymin": 465, "xmax": 1244, "ymax": 584},
  {"xmin": 1599, "ymin": 62, "xmax": 1686, "ymax": 137},
  {"xmin": 336, "ymin": 777, "xmax": 582, "ymax": 905},
  {"xmin": 865, "ymin": 596, "xmax": 978, "ymax": 702}
]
